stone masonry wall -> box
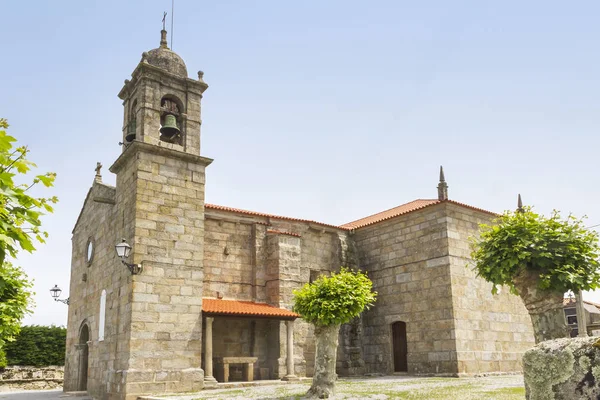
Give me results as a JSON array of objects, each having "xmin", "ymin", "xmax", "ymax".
[
  {"xmin": 203, "ymin": 219, "xmax": 254, "ymax": 300},
  {"xmin": 117, "ymin": 145, "xmax": 210, "ymax": 398},
  {"xmin": 445, "ymin": 203, "xmax": 535, "ymax": 374},
  {"xmin": 67, "ymin": 178, "xmax": 133, "ymax": 400},
  {"xmin": 208, "ymin": 318, "xmax": 275, "ymax": 380},
  {"xmin": 0, "ymin": 366, "xmax": 64, "ymax": 392},
  {"xmin": 202, "ymin": 209, "xmax": 357, "ymax": 377},
  {"xmin": 353, "ymin": 204, "xmax": 456, "ymax": 375}
]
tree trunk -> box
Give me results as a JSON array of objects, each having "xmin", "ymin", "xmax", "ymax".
[
  {"xmin": 306, "ymin": 324, "xmax": 340, "ymax": 399},
  {"xmin": 513, "ymin": 269, "xmax": 569, "ymax": 343}
]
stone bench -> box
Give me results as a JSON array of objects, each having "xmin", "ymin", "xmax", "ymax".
[{"xmin": 214, "ymin": 357, "xmax": 258, "ymax": 383}]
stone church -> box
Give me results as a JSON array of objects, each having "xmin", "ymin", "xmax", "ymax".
[{"xmin": 65, "ymin": 28, "xmax": 535, "ymax": 399}]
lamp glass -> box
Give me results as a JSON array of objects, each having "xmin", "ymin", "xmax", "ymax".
[
  {"xmin": 115, "ymin": 240, "xmax": 132, "ymax": 259},
  {"xmin": 50, "ymin": 285, "xmax": 61, "ymax": 299}
]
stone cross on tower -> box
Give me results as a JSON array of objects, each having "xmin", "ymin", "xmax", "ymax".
[
  {"xmin": 94, "ymin": 162, "xmax": 102, "ymax": 183},
  {"xmin": 437, "ymin": 166, "xmax": 448, "ymax": 201}
]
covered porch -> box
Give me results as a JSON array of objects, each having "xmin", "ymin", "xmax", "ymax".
[{"xmin": 202, "ymin": 298, "xmax": 300, "ymax": 387}]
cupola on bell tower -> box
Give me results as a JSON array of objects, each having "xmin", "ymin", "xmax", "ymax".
[{"xmin": 118, "ymin": 28, "xmax": 208, "ymax": 154}]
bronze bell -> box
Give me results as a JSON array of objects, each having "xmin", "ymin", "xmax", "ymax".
[
  {"xmin": 125, "ymin": 119, "xmax": 136, "ymax": 142},
  {"xmin": 160, "ymin": 114, "xmax": 180, "ymax": 139}
]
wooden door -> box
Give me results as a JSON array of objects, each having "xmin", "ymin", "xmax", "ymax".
[
  {"xmin": 78, "ymin": 324, "xmax": 89, "ymax": 391},
  {"xmin": 392, "ymin": 321, "xmax": 408, "ymax": 372}
]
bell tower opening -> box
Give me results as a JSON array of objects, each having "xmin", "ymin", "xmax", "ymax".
[
  {"xmin": 159, "ymin": 96, "xmax": 183, "ymax": 144},
  {"xmin": 117, "ymin": 27, "xmax": 208, "ymax": 155},
  {"xmin": 125, "ymin": 99, "xmax": 138, "ymax": 143}
]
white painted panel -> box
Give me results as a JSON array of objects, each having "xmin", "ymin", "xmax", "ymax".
[{"xmin": 99, "ymin": 289, "xmax": 106, "ymax": 341}]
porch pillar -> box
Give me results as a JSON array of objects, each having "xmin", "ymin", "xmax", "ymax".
[
  {"xmin": 576, "ymin": 291, "xmax": 588, "ymax": 337},
  {"xmin": 282, "ymin": 319, "xmax": 299, "ymax": 381},
  {"xmin": 204, "ymin": 316, "xmax": 218, "ymax": 387}
]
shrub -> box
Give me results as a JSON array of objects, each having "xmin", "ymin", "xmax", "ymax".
[{"xmin": 4, "ymin": 325, "xmax": 66, "ymax": 366}]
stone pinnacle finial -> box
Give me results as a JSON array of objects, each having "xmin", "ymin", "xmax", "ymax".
[
  {"xmin": 437, "ymin": 165, "xmax": 448, "ymax": 201},
  {"xmin": 160, "ymin": 29, "xmax": 169, "ymax": 49},
  {"xmin": 517, "ymin": 193, "xmax": 524, "ymax": 213},
  {"xmin": 95, "ymin": 162, "xmax": 103, "ymax": 183}
]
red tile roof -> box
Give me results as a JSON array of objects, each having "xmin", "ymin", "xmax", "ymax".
[
  {"xmin": 202, "ymin": 298, "xmax": 299, "ymax": 319},
  {"xmin": 564, "ymin": 297, "xmax": 576, "ymax": 306},
  {"xmin": 205, "ymin": 204, "xmax": 344, "ymax": 230},
  {"xmin": 267, "ymin": 229, "xmax": 301, "ymax": 237},
  {"xmin": 342, "ymin": 199, "xmax": 498, "ymax": 229},
  {"xmin": 206, "ymin": 199, "xmax": 497, "ymax": 231},
  {"xmin": 563, "ymin": 297, "xmax": 600, "ymax": 308},
  {"xmin": 340, "ymin": 199, "xmax": 439, "ymax": 229}
]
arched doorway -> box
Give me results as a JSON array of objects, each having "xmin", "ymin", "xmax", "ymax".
[
  {"xmin": 392, "ymin": 321, "xmax": 408, "ymax": 372},
  {"xmin": 78, "ymin": 324, "xmax": 90, "ymax": 391}
]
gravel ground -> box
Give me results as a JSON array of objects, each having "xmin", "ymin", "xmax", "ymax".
[
  {"xmin": 143, "ymin": 374, "xmax": 526, "ymax": 400},
  {"xmin": 0, "ymin": 389, "xmax": 93, "ymax": 400}
]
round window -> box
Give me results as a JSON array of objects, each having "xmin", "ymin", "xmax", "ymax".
[{"xmin": 86, "ymin": 238, "xmax": 94, "ymax": 265}]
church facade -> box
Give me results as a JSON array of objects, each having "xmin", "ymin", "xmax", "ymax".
[{"xmin": 65, "ymin": 29, "xmax": 535, "ymax": 400}]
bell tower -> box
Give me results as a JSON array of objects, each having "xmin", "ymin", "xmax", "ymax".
[
  {"xmin": 118, "ymin": 28, "xmax": 208, "ymax": 154},
  {"xmin": 109, "ymin": 27, "xmax": 213, "ymax": 399}
]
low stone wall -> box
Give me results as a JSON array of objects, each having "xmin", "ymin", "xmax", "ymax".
[{"xmin": 0, "ymin": 366, "xmax": 64, "ymax": 391}]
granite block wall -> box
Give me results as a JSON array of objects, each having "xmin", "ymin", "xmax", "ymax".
[
  {"xmin": 118, "ymin": 145, "xmax": 210, "ymax": 398},
  {"xmin": 353, "ymin": 204, "xmax": 456, "ymax": 375},
  {"xmin": 201, "ymin": 209, "xmax": 358, "ymax": 377},
  {"xmin": 66, "ymin": 175, "xmax": 132, "ymax": 400},
  {"xmin": 444, "ymin": 203, "xmax": 535, "ymax": 375}
]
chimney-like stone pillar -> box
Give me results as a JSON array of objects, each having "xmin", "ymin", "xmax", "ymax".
[{"xmin": 437, "ymin": 166, "xmax": 448, "ymax": 201}]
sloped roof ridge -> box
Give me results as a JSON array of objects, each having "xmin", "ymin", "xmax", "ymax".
[
  {"xmin": 202, "ymin": 298, "xmax": 299, "ymax": 319},
  {"xmin": 205, "ymin": 203, "xmax": 347, "ymax": 230},
  {"xmin": 340, "ymin": 199, "xmax": 439, "ymax": 229},
  {"xmin": 96, "ymin": 181, "xmax": 116, "ymax": 190},
  {"xmin": 206, "ymin": 199, "xmax": 497, "ymax": 231},
  {"xmin": 562, "ymin": 297, "xmax": 600, "ymax": 308}
]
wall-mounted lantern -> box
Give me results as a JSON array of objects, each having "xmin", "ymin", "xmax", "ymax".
[
  {"xmin": 50, "ymin": 285, "xmax": 69, "ymax": 305},
  {"xmin": 115, "ymin": 239, "xmax": 142, "ymax": 275}
]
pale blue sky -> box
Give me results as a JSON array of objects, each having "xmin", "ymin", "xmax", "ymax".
[{"xmin": 1, "ymin": 1, "xmax": 599, "ymax": 326}]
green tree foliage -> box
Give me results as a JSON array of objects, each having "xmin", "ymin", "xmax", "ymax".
[
  {"xmin": 471, "ymin": 207, "xmax": 600, "ymax": 295},
  {"xmin": 293, "ymin": 268, "xmax": 377, "ymax": 398},
  {"xmin": 0, "ymin": 348, "xmax": 6, "ymax": 369},
  {"xmin": 0, "ymin": 118, "xmax": 57, "ymax": 347},
  {"xmin": 4, "ymin": 325, "xmax": 66, "ymax": 366},
  {"xmin": 293, "ymin": 268, "xmax": 377, "ymax": 326},
  {"xmin": 0, "ymin": 262, "xmax": 33, "ymax": 348}
]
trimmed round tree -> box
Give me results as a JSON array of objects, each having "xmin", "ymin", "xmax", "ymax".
[
  {"xmin": 293, "ymin": 268, "xmax": 376, "ymax": 399},
  {"xmin": 471, "ymin": 207, "xmax": 600, "ymax": 343}
]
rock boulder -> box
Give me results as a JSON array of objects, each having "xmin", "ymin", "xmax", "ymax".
[{"xmin": 523, "ymin": 337, "xmax": 600, "ymax": 399}]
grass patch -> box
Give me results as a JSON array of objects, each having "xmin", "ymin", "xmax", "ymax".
[{"xmin": 185, "ymin": 376, "xmax": 525, "ymax": 399}]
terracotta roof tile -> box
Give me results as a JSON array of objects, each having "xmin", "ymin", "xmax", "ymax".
[
  {"xmin": 563, "ymin": 297, "xmax": 600, "ymax": 309},
  {"xmin": 564, "ymin": 298, "xmax": 576, "ymax": 306},
  {"xmin": 205, "ymin": 204, "xmax": 345, "ymax": 230},
  {"xmin": 340, "ymin": 199, "xmax": 440, "ymax": 229},
  {"xmin": 206, "ymin": 199, "xmax": 497, "ymax": 232},
  {"xmin": 267, "ymin": 229, "xmax": 301, "ymax": 237},
  {"xmin": 202, "ymin": 298, "xmax": 299, "ymax": 319}
]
